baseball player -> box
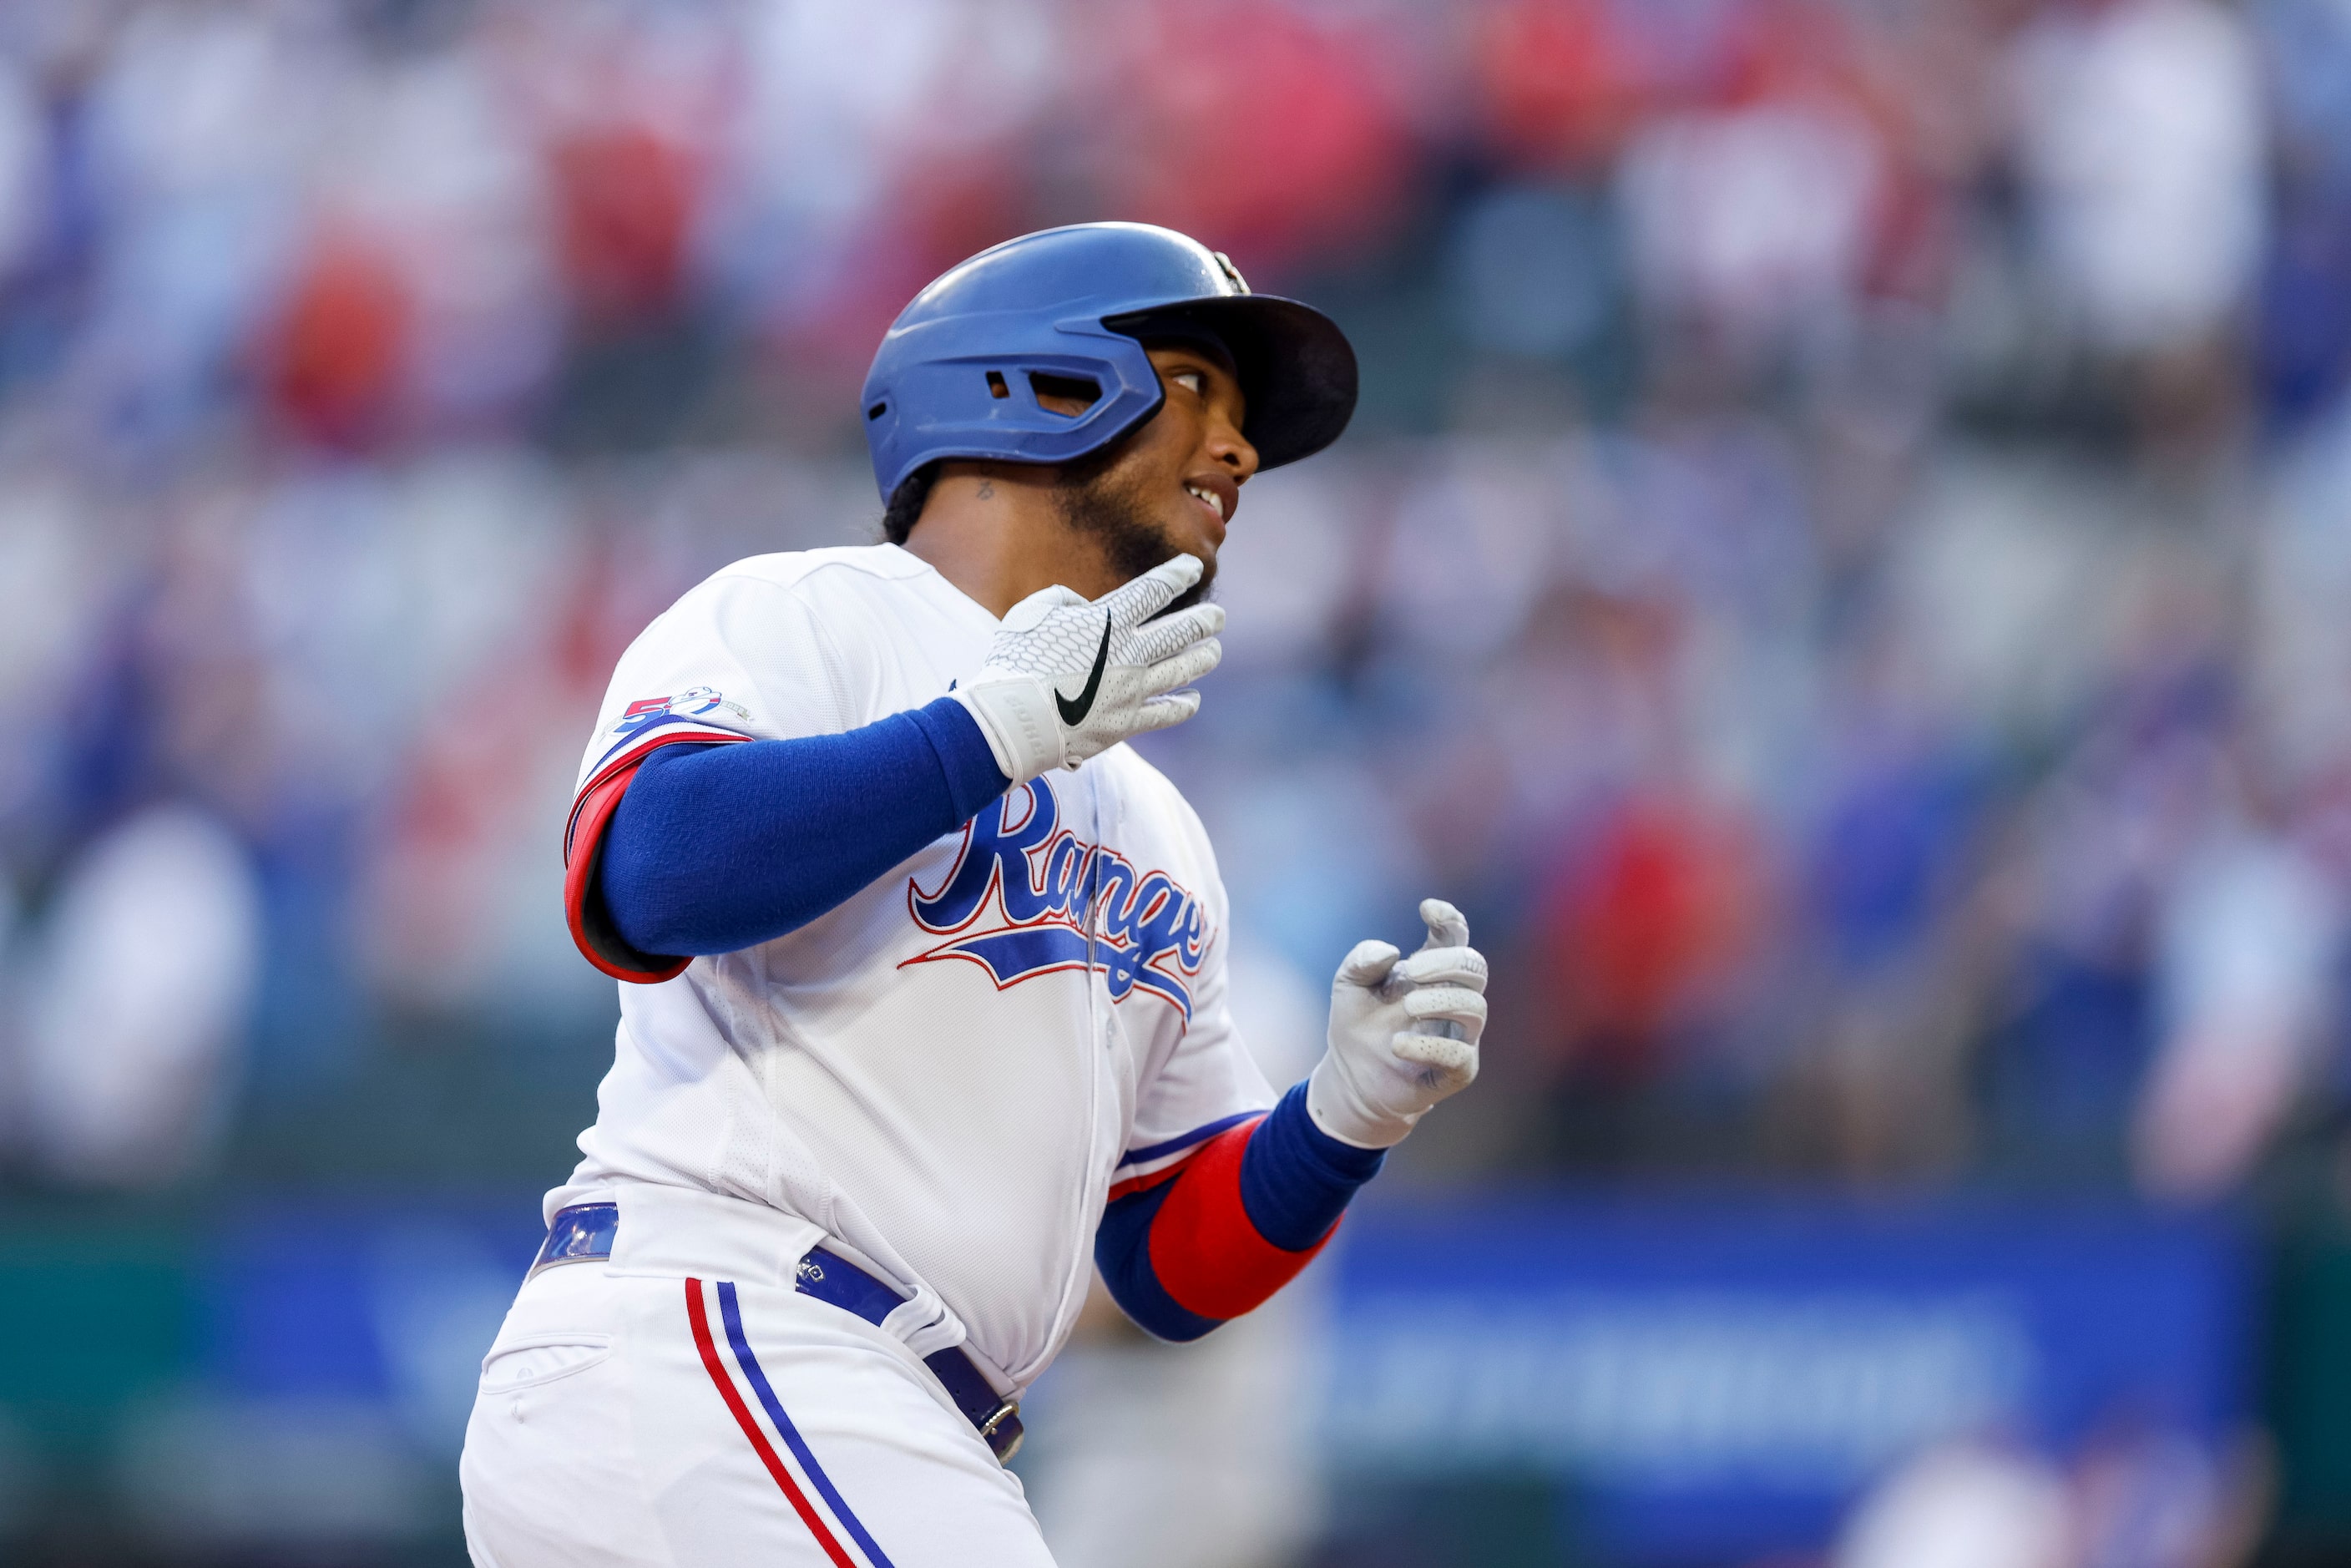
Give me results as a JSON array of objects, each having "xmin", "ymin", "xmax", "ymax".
[{"xmin": 459, "ymin": 222, "xmax": 1490, "ymax": 1568}]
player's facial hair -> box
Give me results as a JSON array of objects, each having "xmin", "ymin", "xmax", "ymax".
[{"xmin": 1054, "ymin": 448, "xmax": 1216, "ymax": 613}]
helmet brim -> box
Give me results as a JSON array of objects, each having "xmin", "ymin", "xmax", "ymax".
[{"xmin": 1103, "ymin": 294, "xmax": 1358, "ymax": 472}]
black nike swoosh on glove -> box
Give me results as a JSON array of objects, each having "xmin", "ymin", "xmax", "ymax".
[{"xmin": 1056, "ymin": 612, "xmax": 1113, "ymax": 725}]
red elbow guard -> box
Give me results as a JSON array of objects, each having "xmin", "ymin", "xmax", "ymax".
[{"xmin": 1145, "ymin": 1118, "xmax": 1337, "ymax": 1322}]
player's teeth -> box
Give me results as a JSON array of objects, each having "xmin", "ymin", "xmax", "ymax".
[{"xmin": 1187, "ymin": 485, "xmax": 1224, "ymax": 521}]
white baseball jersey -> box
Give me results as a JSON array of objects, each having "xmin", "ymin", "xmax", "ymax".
[{"xmin": 553, "ymin": 544, "xmax": 1275, "ymax": 1391}]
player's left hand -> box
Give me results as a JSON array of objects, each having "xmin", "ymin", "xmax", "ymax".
[{"xmin": 1306, "ymin": 898, "xmax": 1489, "ymax": 1149}]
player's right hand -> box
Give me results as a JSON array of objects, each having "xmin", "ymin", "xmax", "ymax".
[
  {"xmin": 953, "ymin": 554, "xmax": 1223, "ymax": 783},
  {"xmin": 1307, "ymin": 899, "xmax": 1489, "ymax": 1148}
]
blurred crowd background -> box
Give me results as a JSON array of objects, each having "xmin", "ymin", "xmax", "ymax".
[{"xmin": 1, "ymin": 0, "xmax": 2348, "ymax": 1564}]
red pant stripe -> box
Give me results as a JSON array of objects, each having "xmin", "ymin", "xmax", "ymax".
[{"xmin": 685, "ymin": 1277, "xmax": 859, "ymax": 1568}]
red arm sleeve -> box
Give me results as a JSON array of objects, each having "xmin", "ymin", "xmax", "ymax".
[{"xmin": 1142, "ymin": 1119, "xmax": 1338, "ymax": 1322}]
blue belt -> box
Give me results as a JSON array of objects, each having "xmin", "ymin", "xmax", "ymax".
[{"xmin": 529, "ymin": 1202, "xmax": 1024, "ymax": 1461}]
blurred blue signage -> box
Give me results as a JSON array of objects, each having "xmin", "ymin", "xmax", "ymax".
[
  {"xmin": 134, "ymin": 1202, "xmax": 544, "ymax": 1549},
  {"xmin": 1325, "ymin": 1193, "xmax": 2251, "ymax": 1562}
]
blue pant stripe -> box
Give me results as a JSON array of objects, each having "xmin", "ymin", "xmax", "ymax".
[{"xmin": 716, "ymin": 1281, "xmax": 899, "ymax": 1568}]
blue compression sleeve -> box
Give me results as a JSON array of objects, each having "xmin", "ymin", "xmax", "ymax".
[
  {"xmin": 597, "ymin": 695, "xmax": 1009, "ymax": 958},
  {"xmin": 1238, "ymin": 1080, "xmax": 1387, "ymax": 1249},
  {"xmin": 1095, "ymin": 1181, "xmax": 1216, "ymax": 1340},
  {"xmin": 1095, "ymin": 1083, "xmax": 1385, "ymax": 1340}
]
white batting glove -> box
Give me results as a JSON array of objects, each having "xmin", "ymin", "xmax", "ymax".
[
  {"xmin": 953, "ymin": 554, "xmax": 1224, "ymax": 784},
  {"xmin": 1306, "ymin": 899, "xmax": 1489, "ymax": 1150}
]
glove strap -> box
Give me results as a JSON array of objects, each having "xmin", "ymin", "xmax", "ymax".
[
  {"xmin": 1305, "ymin": 1052, "xmax": 1418, "ymax": 1150},
  {"xmin": 953, "ymin": 679, "xmax": 1061, "ymax": 784}
]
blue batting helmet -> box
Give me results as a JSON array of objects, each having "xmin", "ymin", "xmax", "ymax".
[{"xmin": 860, "ymin": 222, "xmax": 1358, "ymax": 503}]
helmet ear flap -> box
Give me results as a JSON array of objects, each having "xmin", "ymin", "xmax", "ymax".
[{"xmin": 865, "ymin": 325, "xmax": 1165, "ymax": 500}]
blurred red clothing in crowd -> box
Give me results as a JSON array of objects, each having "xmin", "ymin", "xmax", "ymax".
[
  {"xmin": 1475, "ymin": 0, "xmax": 1648, "ymax": 171},
  {"xmin": 1092, "ymin": 0, "xmax": 1414, "ymax": 276},
  {"xmin": 1534, "ymin": 792, "xmax": 1764, "ymax": 1085},
  {"xmin": 551, "ymin": 122, "xmax": 701, "ymax": 327},
  {"xmin": 263, "ymin": 234, "xmax": 412, "ymax": 448}
]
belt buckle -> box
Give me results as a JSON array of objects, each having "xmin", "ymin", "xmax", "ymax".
[{"xmin": 976, "ymin": 1398, "xmax": 1024, "ymax": 1461}]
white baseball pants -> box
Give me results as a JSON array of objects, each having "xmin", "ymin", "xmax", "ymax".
[{"xmin": 459, "ymin": 1263, "xmax": 1056, "ymax": 1568}]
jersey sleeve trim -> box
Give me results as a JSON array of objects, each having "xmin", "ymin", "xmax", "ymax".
[
  {"xmin": 1107, "ymin": 1162, "xmax": 1187, "ymax": 1205},
  {"xmin": 576, "ymin": 720, "xmax": 754, "ymax": 823},
  {"xmin": 563, "ymin": 731, "xmax": 748, "ymax": 983},
  {"xmin": 1109, "ymin": 1110, "xmax": 1272, "ymax": 1201},
  {"xmin": 1115, "ymin": 1110, "xmax": 1265, "ymax": 1176}
]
